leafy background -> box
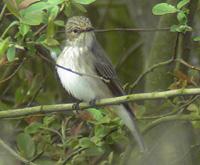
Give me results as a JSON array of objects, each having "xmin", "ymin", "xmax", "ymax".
[{"xmin": 0, "ymin": 0, "xmax": 200, "ymax": 165}]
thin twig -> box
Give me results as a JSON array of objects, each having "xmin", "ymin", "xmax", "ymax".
[
  {"xmin": 33, "ymin": 25, "xmax": 47, "ymax": 36},
  {"xmin": 40, "ymin": 127, "xmax": 62, "ymax": 140},
  {"xmin": 138, "ymin": 95, "xmax": 200, "ymax": 120},
  {"xmin": 94, "ymin": 27, "xmax": 170, "ymax": 33},
  {"xmin": 57, "ymin": 27, "xmax": 171, "ymax": 34},
  {"xmin": 27, "ymin": 77, "xmax": 45, "ymax": 107},
  {"xmin": 142, "ymin": 114, "xmax": 200, "ymax": 134},
  {"xmin": 0, "ymin": 21, "xmax": 19, "ymax": 39},
  {"xmin": 0, "ymin": 4, "xmax": 6, "ymax": 22},
  {"xmin": 0, "ymin": 60, "xmax": 24, "ymax": 84},
  {"xmin": 172, "ymin": 33, "xmax": 180, "ymax": 60},
  {"xmin": 115, "ymin": 41, "xmax": 143, "ymax": 70},
  {"xmin": 177, "ymin": 59, "xmax": 200, "ymax": 72},
  {"xmin": 62, "ymin": 148, "xmax": 86, "ymax": 164},
  {"xmin": 129, "ymin": 57, "xmax": 200, "ymax": 90},
  {"xmin": 30, "ymin": 151, "xmax": 44, "ymax": 162},
  {"xmin": 129, "ymin": 59, "xmax": 174, "ymax": 90},
  {"xmin": 38, "ymin": 52, "xmax": 110, "ymax": 83},
  {"xmin": 0, "ymin": 138, "xmax": 37, "ymax": 165}
]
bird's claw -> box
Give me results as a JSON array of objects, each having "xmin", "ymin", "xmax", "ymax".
[
  {"xmin": 72, "ymin": 102, "xmax": 81, "ymax": 110},
  {"xmin": 89, "ymin": 98, "xmax": 99, "ymax": 109}
]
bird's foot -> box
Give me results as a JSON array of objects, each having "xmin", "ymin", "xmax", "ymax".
[
  {"xmin": 89, "ymin": 98, "xmax": 99, "ymax": 109},
  {"xmin": 72, "ymin": 100, "xmax": 82, "ymax": 110}
]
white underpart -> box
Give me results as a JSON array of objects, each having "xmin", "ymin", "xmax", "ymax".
[{"xmin": 56, "ymin": 46, "xmax": 112, "ymax": 101}]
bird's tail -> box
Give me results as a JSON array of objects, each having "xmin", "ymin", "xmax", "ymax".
[{"xmin": 113, "ymin": 105, "xmax": 145, "ymax": 152}]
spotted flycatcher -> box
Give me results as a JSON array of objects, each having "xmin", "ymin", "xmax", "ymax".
[{"xmin": 56, "ymin": 16, "xmax": 145, "ymax": 151}]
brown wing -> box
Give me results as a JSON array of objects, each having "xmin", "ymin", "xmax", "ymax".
[
  {"xmin": 90, "ymin": 39, "xmax": 134, "ymax": 113},
  {"xmin": 90, "ymin": 39, "xmax": 125, "ymax": 97}
]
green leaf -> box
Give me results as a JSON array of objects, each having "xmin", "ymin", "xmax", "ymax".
[
  {"xmin": 44, "ymin": 38, "xmax": 59, "ymax": 46},
  {"xmin": 25, "ymin": 122, "xmax": 43, "ymax": 134},
  {"xmin": 3, "ymin": 0, "xmax": 20, "ymax": 17},
  {"xmin": 94, "ymin": 125, "xmax": 109, "ymax": 138},
  {"xmin": 48, "ymin": 6, "xmax": 59, "ymax": 21},
  {"xmin": 193, "ymin": 36, "xmax": 200, "ymax": 41},
  {"xmin": 19, "ymin": 23, "xmax": 30, "ymax": 36},
  {"xmin": 0, "ymin": 37, "xmax": 10, "ymax": 57},
  {"xmin": 187, "ymin": 104, "xmax": 198, "ymax": 112},
  {"xmin": 177, "ymin": 11, "xmax": 187, "ymax": 24},
  {"xmin": 19, "ymin": 0, "xmax": 64, "ymax": 25},
  {"xmin": 15, "ymin": 87, "xmax": 25, "ymax": 104},
  {"xmin": 72, "ymin": 2, "xmax": 87, "ymax": 12},
  {"xmin": 46, "ymin": 0, "xmax": 64, "ymax": 5},
  {"xmin": 43, "ymin": 115, "xmax": 56, "ymax": 126},
  {"xmin": 170, "ymin": 24, "xmax": 192, "ymax": 32},
  {"xmin": 6, "ymin": 46, "xmax": 16, "ymax": 62},
  {"xmin": 20, "ymin": 9, "xmax": 43, "ymax": 25},
  {"xmin": 87, "ymin": 108, "xmax": 104, "ymax": 121},
  {"xmin": 64, "ymin": 2, "xmax": 72, "ymax": 17},
  {"xmin": 152, "ymin": 3, "xmax": 178, "ymax": 15},
  {"xmin": 73, "ymin": 0, "xmax": 96, "ymax": 5},
  {"xmin": 79, "ymin": 137, "xmax": 95, "ymax": 148},
  {"xmin": 84, "ymin": 147, "xmax": 104, "ymax": 156},
  {"xmin": 54, "ymin": 20, "xmax": 65, "ymax": 27},
  {"xmin": 177, "ymin": 0, "xmax": 190, "ymax": 9},
  {"xmin": 16, "ymin": 133, "xmax": 35, "ymax": 159}
]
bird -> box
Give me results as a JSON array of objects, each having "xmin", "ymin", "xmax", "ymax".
[{"xmin": 56, "ymin": 16, "xmax": 145, "ymax": 152}]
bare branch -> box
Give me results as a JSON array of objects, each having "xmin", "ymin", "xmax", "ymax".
[
  {"xmin": 38, "ymin": 52, "xmax": 110, "ymax": 83},
  {"xmin": 142, "ymin": 114, "xmax": 200, "ymax": 134},
  {"xmin": 0, "ymin": 60, "xmax": 24, "ymax": 84},
  {"xmin": 94, "ymin": 27, "xmax": 170, "ymax": 33},
  {"xmin": 129, "ymin": 58, "xmax": 200, "ymax": 90},
  {"xmin": 129, "ymin": 59, "xmax": 174, "ymax": 90},
  {"xmin": 1, "ymin": 88, "xmax": 200, "ymax": 118}
]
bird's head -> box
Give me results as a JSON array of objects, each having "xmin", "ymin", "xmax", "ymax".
[{"xmin": 65, "ymin": 16, "xmax": 95, "ymax": 47}]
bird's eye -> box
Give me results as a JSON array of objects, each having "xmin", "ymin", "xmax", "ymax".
[{"xmin": 72, "ymin": 29, "xmax": 79, "ymax": 33}]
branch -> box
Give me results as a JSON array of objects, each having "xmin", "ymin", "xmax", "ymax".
[
  {"xmin": 1, "ymin": 88, "xmax": 200, "ymax": 118},
  {"xmin": 0, "ymin": 60, "xmax": 24, "ymax": 84},
  {"xmin": 142, "ymin": 114, "xmax": 200, "ymax": 134},
  {"xmin": 94, "ymin": 27, "xmax": 170, "ymax": 33},
  {"xmin": 57, "ymin": 27, "xmax": 171, "ymax": 34},
  {"xmin": 129, "ymin": 59, "xmax": 174, "ymax": 90},
  {"xmin": 37, "ymin": 49, "xmax": 110, "ymax": 83},
  {"xmin": 0, "ymin": 138, "xmax": 37, "ymax": 165},
  {"xmin": 129, "ymin": 58, "xmax": 200, "ymax": 90}
]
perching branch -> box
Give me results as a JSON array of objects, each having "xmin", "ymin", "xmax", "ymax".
[{"xmin": 1, "ymin": 88, "xmax": 200, "ymax": 118}]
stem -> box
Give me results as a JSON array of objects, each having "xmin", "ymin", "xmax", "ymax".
[{"xmin": 0, "ymin": 21, "xmax": 19, "ymax": 39}]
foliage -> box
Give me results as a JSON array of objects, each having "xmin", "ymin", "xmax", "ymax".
[
  {"xmin": 15, "ymin": 112, "xmax": 130, "ymax": 164},
  {"xmin": 152, "ymin": 0, "xmax": 192, "ymax": 33}
]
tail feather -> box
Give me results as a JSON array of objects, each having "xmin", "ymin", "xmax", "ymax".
[{"xmin": 113, "ymin": 105, "xmax": 145, "ymax": 152}]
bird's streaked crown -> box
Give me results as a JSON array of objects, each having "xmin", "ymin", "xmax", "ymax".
[{"xmin": 65, "ymin": 16, "xmax": 93, "ymax": 33}]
